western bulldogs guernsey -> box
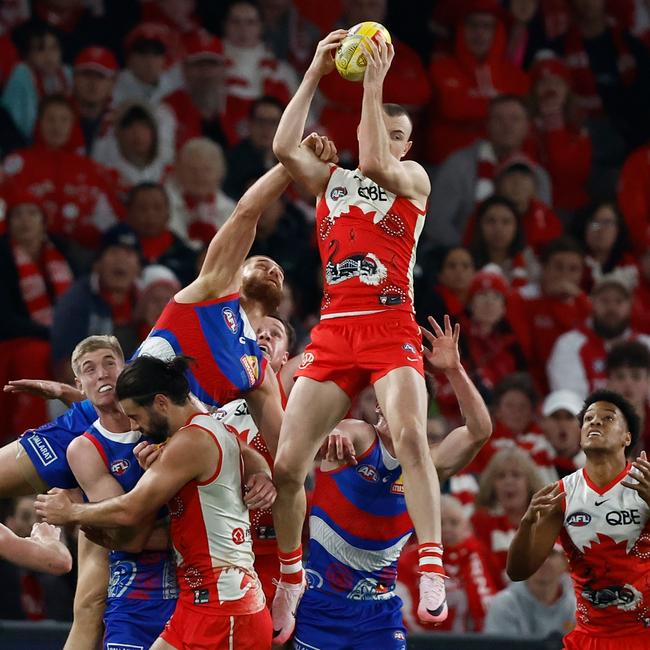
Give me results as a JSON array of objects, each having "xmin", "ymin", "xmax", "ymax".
[
  {"xmin": 135, "ymin": 293, "xmax": 266, "ymax": 408},
  {"xmin": 316, "ymin": 166, "xmax": 426, "ymax": 318},
  {"xmin": 559, "ymin": 465, "xmax": 650, "ymax": 636},
  {"xmin": 83, "ymin": 421, "xmax": 178, "ymax": 650}
]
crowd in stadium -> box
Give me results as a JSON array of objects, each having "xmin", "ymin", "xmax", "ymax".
[{"xmin": 1, "ymin": 0, "xmax": 650, "ymax": 642}]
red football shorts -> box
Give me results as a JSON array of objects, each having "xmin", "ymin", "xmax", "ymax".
[
  {"xmin": 295, "ymin": 311, "xmax": 424, "ymax": 399},
  {"xmin": 254, "ymin": 551, "xmax": 279, "ymax": 605},
  {"xmin": 160, "ymin": 601, "xmax": 272, "ymax": 649},
  {"xmin": 563, "ymin": 630, "xmax": 648, "ymax": 649}
]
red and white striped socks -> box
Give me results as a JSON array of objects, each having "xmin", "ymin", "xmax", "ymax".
[
  {"xmin": 418, "ymin": 542, "xmax": 445, "ymax": 575},
  {"xmin": 278, "ymin": 546, "xmax": 304, "ymax": 584}
]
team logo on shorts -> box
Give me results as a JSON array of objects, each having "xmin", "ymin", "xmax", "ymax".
[
  {"xmin": 402, "ymin": 343, "xmax": 417, "ymax": 353},
  {"xmin": 566, "ymin": 511, "xmax": 592, "ymax": 527},
  {"xmin": 357, "ymin": 464, "xmax": 379, "ymax": 482},
  {"xmin": 393, "ymin": 630, "xmax": 406, "ymax": 641},
  {"xmin": 26, "ymin": 433, "xmax": 58, "ymax": 466},
  {"xmin": 240, "ymin": 355, "xmax": 259, "ymax": 386},
  {"xmin": 330, "ymin": 186, "xmax": 348, "ymax": 201},
  {"xmin": 222, "ymin": 307, "xmax": 238, "ymax": 334},
  {"xmin": 110, "ymin": 459, "xmax": 130, "ymax": 476},
  {"xmin": 298, "ymin": 351, "xmax": 315, "ymax": 370}
]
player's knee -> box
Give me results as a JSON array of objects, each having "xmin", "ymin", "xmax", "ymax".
[{"xmin": 273, "ymin": 457, "xmax": 305, "ymax": 492}]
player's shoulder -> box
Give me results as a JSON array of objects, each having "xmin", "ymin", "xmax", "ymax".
[{"xmin": 66, "ymin": 430, "xmax": 108, "ymax": 473}]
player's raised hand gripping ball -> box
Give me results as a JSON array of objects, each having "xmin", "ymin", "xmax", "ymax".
[{"xmin": 335, "ymin": 21, "xmax": 391, "ymax": 82}]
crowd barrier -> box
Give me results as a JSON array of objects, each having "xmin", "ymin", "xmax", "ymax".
[{"xmin": 0, "ymin": 620, "xmax": 563, "ymax": 650}]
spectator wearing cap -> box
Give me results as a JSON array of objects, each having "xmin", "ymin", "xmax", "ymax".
[
  {"xmin": 508, "ymin": 236, "xmax": 591, "ymax": 392},
  {"xmin": 572, "ymin": 200, "xmax": 636, "ymax": 293},
  {"xmin": 71, "ymin": 46, "xmax": 118, "ymax": 155},
  {"xmin": 51, "ymin": 224, "xmax": 142, "ymax": 383},
  {"xmin": 125, "ymin": 182, "xmax": 197, "ymax": 285},
  {"xmin": 528, "ymin": 54, "xmax": 592, "ymax": 214},
  {"xmin": 539, "ymin": 389, "xmax": 585, "ymax": 478},
  {"xmin": 1, "ymin": 21, "xmax": 71, "ymax": 141},
  {"xmin": 159, "ymin": 32, "xmax": 231, "ymax": 151},
  {"xmin": 2, "ymin": 94, "xmax": 120, "ymax": 254},
  {"xmin": 425, "ymin": 0, "xmax": 529, "ymax": 166},
  {"xmin": 165, "ymin": 137, "xmax": 235, "ymax": 247},
  {"xmin": 547, "ymin": 272, "xmax": 650, "ymax": 399},
  {"xmin": 134, "ymin": 264, "xmax": 181, "ymax": 342},
  {"xmin": 222, "ymin": 1, "xmax": 297, "ymax": 144},
  {"xmin": 425, "ymin": 95, "xmax": 551, "ymax": 249},
  {"xmin": 0, "ymin": 191, "xmax": 74, "ymax": 441},
  {"xmin": 606, "ymin": 340, "xmax": 650, "ymax": 457},
  {"xmin": 113, "ymin": 23, "xmax": 178, "ymax": 107}
]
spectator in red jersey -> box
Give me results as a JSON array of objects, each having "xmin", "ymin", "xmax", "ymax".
[
  {"xmin": 471, "ymin": 446, "xmax": 545, "ymax": 584},
  {"xmin": 617, "ymin": 139, "xmax": 650, "ymax": 252},
  {"xmin": 539, "ymin": 389, "xmax": 586, "ymax": 478},
  {"xmin": 165, "ymin": 137, "xmax": 235, "ymax": 246},
  {"xmin": 415, "ymin": 246, "xmax": 476, "ymax": 329},
  {"xmin": 631, "ymin": 227, "xmax": 650, "ymax": 332},
  {"xmin": 398, "ymin": 495, "xmax": 499, "ymax": 633},
  {"xmin": 223, "ymin": 96, "xmax": 284, "ymax": 200},
  {"xmin": 222, "ymin": 1, "xmax": 297, "ymax": 145},
  {"xmin": 572, "ymin": 200, "xmax": 636, "ymax": 293},
  {"xmin": 1, "ymin": 21, "xmax": 71, "ymax": 141},
  {"xmin": 528, "ymin": 54, "xmax": 592, "ymax": 214},
  {"xmin": 318, "ymin": 0, "xmax": 431, "ymax": 165},
  {"xmin": 133, "ymin": 264, "xmax": 181, "ymax": 343},
  {"xmin": 547, "ymin": 272, "xmax": 650, "ymax": 398},
  {"xmin": 508, "ymin": 236, "xmax": 591, "ymax": 391},
  {"xmin": 2, "ymin": 94, "xmax": 120, "ymax": 255},
  {"xmin": 605, "ymin": 340, "xmax": 650, "ymax": 458},
  {"xmin": 505, "ymin": 0, "xmax": 554, "ymax": 70},
  {"xmin": 71, "ymin": 47, "xmax": 117, "ymax": 155},
  {"xmin": 425, "ymin": 95, "xmax": 551, "ymax": 249},
  {"xmin": 159, "ymin": 32, "xmax": 230, "ymax": 151},
  {"xmin": 124, "ymin": 182, "xmax": 197, "ymax": 286},
  {"xmin": 0, "ymin": 191, "xmax": 74, "ymax": 441},
  {"xmin": 425, "ymin": 0, "xmax": 529, "ymax": 165}
]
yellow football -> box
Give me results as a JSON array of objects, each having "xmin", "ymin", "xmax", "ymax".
[{"xmin": 334, "ymin": 21, "xmax": 392, "ymax": 82}]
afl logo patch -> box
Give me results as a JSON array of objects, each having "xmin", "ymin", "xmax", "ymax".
[
  {"xmin": 402, "ymin": 342, "xmax": 417, "ymax": 353},
  {"xmin": 357, "ymin": 464, "xmax": 379, "ymax": 482},
  {"xmin": 330, "ymin": 186, "xmax": 347, "ymax": 201},
  {"xmin": 222, "ymin": 307, "xmax": 238, "ymax": 334},
  {"xmin": 110, "ymin": 459, "xmax": 130, "ymax": 476},
  {"xmin": 566, "ymin": 511, "xmax": 592, "ymax": 527}
]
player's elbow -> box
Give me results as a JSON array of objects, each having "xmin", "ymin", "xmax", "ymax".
[
  {"xmin": 47, "ymin": 547, "xmax": 73, "ymax": 575},
  {"xmin": 272, "ymin": 136, "xmax": 292, "ymax": 161},
  {"xmin": 472, "ymin": 416, "xmax": 493, "ymax": 445},
  {"xmin": 358, "ymin": 156, "xmax": 383, "ymax": 179}
]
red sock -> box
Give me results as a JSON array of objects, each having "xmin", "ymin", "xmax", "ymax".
[
  {"xmin": 418, "ymin": 542, "xmax": 445, "ymax": 575},
  {"xmin": 278, "ymin": 546, "xmax": 304, "ymax": 584}
]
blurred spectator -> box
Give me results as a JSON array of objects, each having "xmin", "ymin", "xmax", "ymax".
[
  {"xmin": 528, "ymin": 54, "xmax": 592, "ymax": 213},
  {"xmin": 398, "ymin": 496, "xmax": 499, "ymax": 633},
  {"xmin": 539, "ymin": 389, "xmax": 585, "ymax": 478},
  {"xmin": 2, "ymin": 94, "xmax": 120, "ymax": 253},
  {"xmin": 223, "ymin": 96, "xmax": 283, "ymax": 200},
  {"xmin": 631, "ymin": 227, "xmax": 650, "ymax": 332},
  {"xmin": 572, "ymin": 200, "xmax": 636, "ymax": 293},
  {"xmin": 415, "ymin": 246, "xmax": 476, "ymax": 328},
  {"xmin": 0, "ymin": 192, "xmax": 74, "ymax": 442},
  {"xmin": 425, "ymin": 95, "xmax": 551, "ymax": 248},
  {"xmin": 425, "ymin": 0, "xmax": 529, "ymax": 165},
  {"xmin": 222, "ymin": 1, "xmax": 297, "ymax": 144},
  {"xmin": 125, "ymin": 182, "xmax": 197, "ymax": 286},
  {"xmin": 71, "ymin": 46, "xmax": 118, "ymax": 155},
  {"xmin": 547, "ymin": 273, "xmax": 650, "ymax": 398},
  {"xmin": 468, "ymin": 195, "xmax": 534, "ymax": 286},
  {"xmin": 159, "ymin": 32, "xmax": 231, "ymax": 151},
  {"xmin": 508, "ymin": 236, "xmax": 591, "ymax": 391},
  {"xmin": 505, "ymin": 0, "xmax": 554, "ymax": 70},
  {"xmin": 113, "ymin": 22, "xmax": 178, "ymax": 106},
  {"xmin": 605, "ymin": 340, "xmax": 650, "ymax": 457},
  {"xmin": 134, "ymin": 264, "xmax": 181, "ymax": 342},
  {"xmin": 617, "ymin": 139, "xmax": 650, "ymax": 252},
  {"xmin": 165, "ymin": 137, "xmax": 235, "ymax": 246},
  {"xmin": 141, "ymin": 0, "xmax": 202, "ymax": 39},
  {"xmin": 471, "ymin": 447, "xmax": 545, "ymax": 584},
  {"xmin": 484, "ymin": 548, "xmax": 575, "ymax": 638},
  {"xmin": 0, "ymin": 105, "xmax": 26, "ymax": 158},
  {"xmin": 51, "ymin": 225, "xmax": 142, "ymax": 383},
  {"xmin": 318, "ymin": 0, "xmax": 431, "ymax": 165},
  {"xmin": 1, "ymin": 21, "xmax": 71, "ymax": 140},
  {"xmin": 92, "ymin": 102, "xmax": 174, "ymax": 193}
]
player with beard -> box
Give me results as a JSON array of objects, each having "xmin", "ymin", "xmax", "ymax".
[
  {"xmin": 37, "ymin": 355, "xmax": 274, "ymax": 650},
  {"xmin": 507, "ymin": 389, "xmax": 650, "ymax": 649}
]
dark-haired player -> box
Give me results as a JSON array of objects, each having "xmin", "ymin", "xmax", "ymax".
[{"xmin": 507, "ymin": 389, "xmax": 650, "ymax": 649}]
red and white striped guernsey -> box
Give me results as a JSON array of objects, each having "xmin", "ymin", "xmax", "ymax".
[{"xmin": 168, "ymin": 413, "xmax": 266, "ymax": 615}]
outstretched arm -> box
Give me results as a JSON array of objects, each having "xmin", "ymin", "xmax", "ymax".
[
  {"xmin": 273, "ymin": 30, "xmax": 347, "ymax": 196},
  {"xmin": 245, "ymin": 369, "xmax": 283, "ymax": 458},
  {"xmin": 0, "ymin": 522, "xmax": 72, "ymax": 575},
  {"xmin": 3, "ymin": 379, "xmax": 84, "ymax": 407}
]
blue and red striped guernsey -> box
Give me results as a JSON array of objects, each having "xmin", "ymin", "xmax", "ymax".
[
  {"xmin": 305, "ymin": 433, "xmax": 413, "ymax": 600},
  {"xmin": 134, "ymin": 293, "xmax": 267, "ymax": 408}
]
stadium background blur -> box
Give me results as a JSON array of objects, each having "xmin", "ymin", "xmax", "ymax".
[{"xmin": 2, "ymin": 0, "xmax": 650, "ymax": 647}]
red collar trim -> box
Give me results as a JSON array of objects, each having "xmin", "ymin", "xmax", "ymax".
[{"xmin": 582, "ymin": 463, "xmax": 631, "ymax": 495}]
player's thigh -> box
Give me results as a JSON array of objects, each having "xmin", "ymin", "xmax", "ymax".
[
  {"xmin": 74, "ymin": 532, "xmax": 109, "ymax": 614},
  {"xmin": 151, "ymin": 637, "xmax": 177, "ymax": 650},
  {"xmin": 0, "ymin": 440, "xmax": 45, "ymax": 497},
  {"xmin": 275, "ymin": 377, "xmax": 351, "ymax": 480}
]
